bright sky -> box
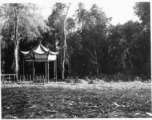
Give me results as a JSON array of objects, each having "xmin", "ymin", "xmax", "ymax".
[
  {"xmin": 36, "ymin": 0, "xmax": 141, "ymax": 25},
  {"xmin": 0, "ymin": 0, "xmax": 149, "ymax": 25}
]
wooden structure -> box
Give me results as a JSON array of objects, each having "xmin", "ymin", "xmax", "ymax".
[
  {"xmin": 21, "ymin": 44, "xmax": 58, "ymax": 83},
  {"xmin": 1, "ymin": 74, "xmax": 45, "ymax": 84}
]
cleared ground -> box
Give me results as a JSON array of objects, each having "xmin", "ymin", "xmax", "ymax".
[{"xmin": 1, "ymin": 80, "xmax": 152, "ymax": 118}]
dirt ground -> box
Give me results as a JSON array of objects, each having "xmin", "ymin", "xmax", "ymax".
[{"xmin": 1, "ymin": 80, "xmax": 152, "ymax": 118}]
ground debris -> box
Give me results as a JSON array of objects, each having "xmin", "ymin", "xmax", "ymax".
[
  {"xmin": 1, "ymin": 82, "xmax": 151, "ymax": 118},
  {"xmin": 146, "ymin": 112, "xmax": 152, "ymax": 117},
  {"xmin": 28, "ymin": 105, "xmax": 37, "ymax": 109},
  {"xmin": 113, "ymin": 102, "xmax": 125, "ymax": 108},
  {"xmin": 45, "ymin": 110, "xmax": 57, "ymax": 114},
  {"xmin": 5, "ymin": 114, "xmax": 18, "ymax": 119}
]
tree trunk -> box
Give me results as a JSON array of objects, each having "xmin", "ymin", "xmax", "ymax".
[
  {"xmin": 62, "ymin": 34, "xmax": 66, "ymax": 80},
  {"xmin": 62, "ymin": 3, "xmax": 71, "ymax": 80},
  {"xmin": 14, "ymin": 5, "xmax": 19, "ymax": 81},
  {"xmin": 94, "ymin": 47, "xmax": 98, "ymax": 76},
  {"xmin": 14, "ymin": 41, "xmax": 19, "ymax": 78}
]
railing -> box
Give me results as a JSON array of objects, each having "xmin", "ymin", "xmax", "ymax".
[{"xmin": 1, "ymin": 74, "xmax": 46, "ymax": 85}]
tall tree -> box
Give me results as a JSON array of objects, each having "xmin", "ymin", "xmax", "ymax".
[
  {"xmin": 134, "ymin": 2, "xmax": 150, "ymax": 77},
  {"xmin": 48, "ymin": 3, "xmax": 72, "ymax": 79},
  {"xmin": 134, "ymin": 2, "xmax": 150, "ymax": 28},
  {"xmin": 0, "ymin": 3, "xmax": 48, "ymax": 79},
  {"xmin": 71, "ymin": 3, "xmax": 110, "ymax": 77},
  {"xmin": 62, "ymin": 3, "xmax": 71, "ymax": 80}
]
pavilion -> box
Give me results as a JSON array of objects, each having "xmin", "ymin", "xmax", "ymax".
[{"xmin": 20, "ymin": 43, "xmax": 59, "ymax": 83}]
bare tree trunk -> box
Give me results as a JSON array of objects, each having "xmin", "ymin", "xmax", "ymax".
[
  {"xmin": 94, "ymin": 47, "xmax": 98, "ymax": 76},
  {"xmin": 14, "ymin": 41, "xmax": 19, "ymax": 77},
  {"xmin": 62, "ymin": 3, "xmax": 71, "ymax": 80},
  {"xmin": 62, "ymin": 34, "xmax": 66, "ymax": 80},
  {"xmin": 14, "ymin": 5, "xmax": 19, "ymax": 82}
]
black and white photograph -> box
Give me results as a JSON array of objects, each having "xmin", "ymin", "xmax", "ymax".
[{"xmin": 0, "ymin": 0, "xmax": 151, "ymax": 118}]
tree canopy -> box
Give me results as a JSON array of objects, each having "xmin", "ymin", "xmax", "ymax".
[
  {"xmin": 1, "ymin": 3, "xmax": 48, "ymax": 74},
  {"xmin": 1, "ymin": 2, "xmax": 151, "ymax": 80}
]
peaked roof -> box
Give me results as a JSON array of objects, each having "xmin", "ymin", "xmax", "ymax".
[
  {"xmin": 21, "ymin": 44, "xmax": 59, "ymax": 61},
  {"xmin": 33, "ymin": 44, "xmax": 49, "ymax": 54}
]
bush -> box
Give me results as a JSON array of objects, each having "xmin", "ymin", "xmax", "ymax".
[
  {"xmin": 88, "ymin": 77, "xmax": 94, "ymax": 84},
  {"xmin": 66, "ymin": 77, "xmax": 73, "ymax": 83}
]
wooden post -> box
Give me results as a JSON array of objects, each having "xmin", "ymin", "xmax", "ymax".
[
  {"xmin": 48, "ymin": 60, "xmax": 49, "ymax": 83},
  {"xmin": 32, "ymin": 60, "xmax": 34, "ymax": 81},
  {"xmin": 9, "ymin": 74, "xmax": 10, "ymax": 83},
  {"xmin": 54, "ymin": 61, "xmax": 55, "ymax": 80},
  {"xmin": 43, "ymin": 75, "xmax": 45, "ymax": 85},
  {"xmin": 41, "ymin": 75, "xmax": 42, "ymax": 84},
  {"xmin": 55, "ymin": 57, "xmax": 57, "ymax": 82},
  {"xmin": 45, "ymin": 62, "xmax": 47, "ymax": 83},
  {"xmin": 36, "ymin": 76, "xmax": 37, "ymax": 84},
  {"xmin": 18, "ymin": 75, "xmax": 22, "ymax": 84},
  {"xmin": 2, "ymin": 75, "xmax": 3, "ymax": 84},
  {"xmin": 23, "ymin": 75, "xmax": 25, "ymax": 83},
  {"xmin": 23, "ymin": 59, "xmax": 24, "ymax": 74},
  {"xmin": 30, "ymin": 75, "xmax": 31, "ymax": 84}
]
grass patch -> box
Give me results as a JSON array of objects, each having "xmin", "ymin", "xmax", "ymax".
[{"xmin": 1, "ymin": 81, "xmax": 152, "ymax": 118}]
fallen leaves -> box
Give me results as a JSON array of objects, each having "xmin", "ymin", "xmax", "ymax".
[
  {"xmin": 5, "ymin": 114, "xmax": 18, "ymax": 119},
  {"xmin": 146, "ymin": 112, "xmax": 152, "ymax": 117},
  {"xmin": 45, "ymin": 110, "xmax": 57, "ymax": 114},
  {"xmin": 1, "ymin": 82, "xmax": 151, "ymax": 118},
  {"xmin": 28, "ymin": 105, "xmax": 37, "ymax": 109},
  {"xmin": 113, "ymin": 102, "xmax": 125, "ymax": 108}
]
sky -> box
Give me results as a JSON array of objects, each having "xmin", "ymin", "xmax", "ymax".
[
  {"xmin": 36, "ymin": 0, "xmax": 141, "ymax": 25},
  {"xmin": 0, "ymin": 0, "xmax": 149, "ymax": 25}
]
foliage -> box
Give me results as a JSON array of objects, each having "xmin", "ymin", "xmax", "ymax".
[
  {"xmin": 47, "ymin": 3, "xmax": 74, "ymax": 78},
  {"xmin": 134, "ymin": 2, "xmax": 150, "ymax": 27},
  {"xmin": 1, "ymin": 2, "xmax": 151, "ymax": 80},
  {"xmin": 67, "ymin": 4, "xmax": 110, "ymax": 77},
  {"xmin": 66, "ymin": 2, "xmax": 150, "ymax": 79},
  {"xmin": 0, "ymin": 3, "xmax": 48, "ymax": 74},
  {"xmin": 1, "ymin": 3, "xmax": 48, "ymax": 41},
  {"xmin": 133, "ymin": 2, "xmax": 150, "ymax": 77}
]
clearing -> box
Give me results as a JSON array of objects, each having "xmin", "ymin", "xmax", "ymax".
[{"xmin": 1, "ymin": 80, "xmax": 152, "ymax": 118}]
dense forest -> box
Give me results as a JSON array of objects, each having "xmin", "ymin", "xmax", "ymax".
[{"xmin": 0, "ymin": 2, "xmax": 150, "ymax": 80}]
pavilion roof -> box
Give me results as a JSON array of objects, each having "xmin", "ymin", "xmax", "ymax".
[{"xmin": 21, "ymin": 44, "xmax": 59, "ymax": 62}]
